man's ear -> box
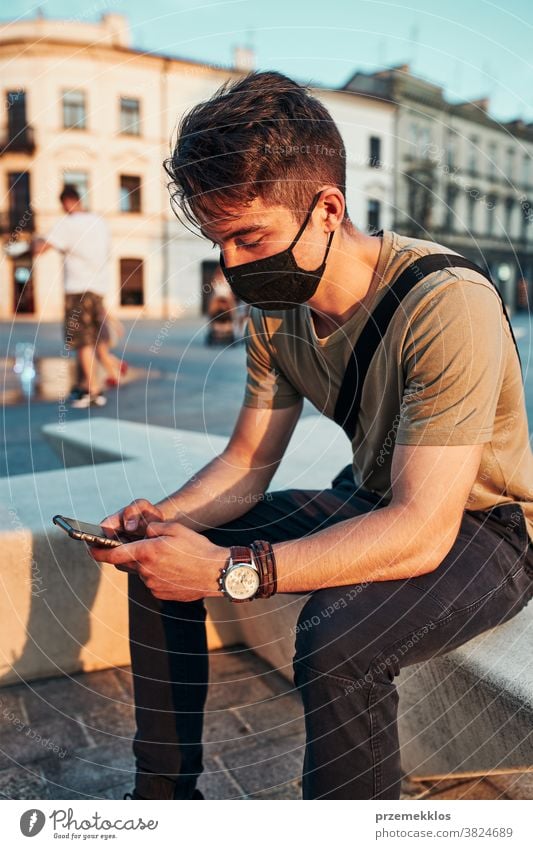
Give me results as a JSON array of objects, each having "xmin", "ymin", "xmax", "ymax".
[{"xmin": 320, "ymin": 187, "xmax": 345, "ymax": 232}]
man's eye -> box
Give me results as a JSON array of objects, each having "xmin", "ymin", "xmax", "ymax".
[{"xmin": 237, "ymin": 240, "xmax": 262, "ymax": 250}]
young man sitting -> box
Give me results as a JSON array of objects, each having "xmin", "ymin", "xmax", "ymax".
[{"xmin": 90, "ymin": 71, "xmax": 533, "ymax": 800}]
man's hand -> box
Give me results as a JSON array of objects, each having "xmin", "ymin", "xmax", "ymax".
[
  {"xmin": 88, "ymin": 521, "xmax": 228, "ymax": 602},
  {"xmin": 100, "ymin": 498, "xmax": 164, "ymax": 538},
  {"xmin": 31, "ymin": 237, "xmax": 52, "ymax": 256}
]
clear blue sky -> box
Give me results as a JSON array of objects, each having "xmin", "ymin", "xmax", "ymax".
[{"xmin": 4, "ymin": 0, "xmax": 533, "ymax": 122}]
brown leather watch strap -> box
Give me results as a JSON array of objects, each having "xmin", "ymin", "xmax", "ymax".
[
  {"xmin": 226, "ymin": 545, "xmax": 257, "ymax": 603},
  {"xmin": 230, "ymin": 545, "xmax": 253, "ymax": 564},
  {"xmin": 250, "ymin": 541, "xmax": 268, "ymax": 599},
  {"xmin": 265, "ymin": 541, "xmax": 277, "ymax": 596},
  {"xmin": 251, "ymin": 540, "xmax": 277, "ymax": 598}
]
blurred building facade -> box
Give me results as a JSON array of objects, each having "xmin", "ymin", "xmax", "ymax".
[
  {"xmin": 5, "ymin": 16, "xmax": 532, "ymax": 319},
  {"xmin": 345, "ymin": 65, "xmax": 533, "ymax": 310},
  {"xmin": 0, "ymin": 12, "xmax": 394, "ymax": 321}
]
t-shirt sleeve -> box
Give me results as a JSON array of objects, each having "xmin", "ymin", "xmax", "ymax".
[
  {"xmin": 242, "ymin": 308, "xmax": 303, "ymax": 409},
  {"xmin": 45, "ymin": 217, "xmax": 70, "ymax": 252},
  {"xmin": 395, "ymin": 279, "xmax": 508, "ymax": 445}
]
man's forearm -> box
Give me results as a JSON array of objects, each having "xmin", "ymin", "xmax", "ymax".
[
  {"xmin": 31, "ymin": 237, "xmax": 51, "ymax": 256},
  {"xmin": 155, "ymin": 449, "xmax": 273, "ymax": 531},
  {"xmin": 271, "ymin": 503, "xmax": 458, "ymax": 593}
]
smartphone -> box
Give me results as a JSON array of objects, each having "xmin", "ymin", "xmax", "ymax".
[{"xmin": 52, "ymin": 515, "xmax": 136, "ymax": 548}]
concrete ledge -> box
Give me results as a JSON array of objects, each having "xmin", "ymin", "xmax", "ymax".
[{"xmin": 396, "ymin": 624, "xmax": 533, "ymax": 776}]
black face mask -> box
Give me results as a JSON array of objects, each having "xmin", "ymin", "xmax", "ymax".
[{"xmin": 219, "ymin": 191, "xmax": 335, "ymax": 310}]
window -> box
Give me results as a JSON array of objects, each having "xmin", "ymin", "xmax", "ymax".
[
  {"xmin": 410, "ymin": 123, "xmax": 432, "ymax": 158},
  {"xmin": 7, "ymin": 89, "xmax": 26, "ymax": 127},
  {"xmin": 468, "ymin": 137, "xmax": 479, "ymax": 174},
  {"xmin": 520, "ymin": 198, "xmax": 531, "ymax": 240},
  {"xmin": 467, "ymin": 192, "xmax": 476, "ymax": 231},
  {"xmin": 63, "ymin": 171, "xmax": 89, "ymax": 206},
  {"xmin": 445, "ymin": 184, "xmax": 457, "ymax": 231},
  {"xmin": 487, "ymin": 142, "xmax": 498, "ymax": 179},
  {"xmin": 367, "ymin": 199, "xmax": 381, "ymax": 233},
  {"xmin": 7, "ymin": 171, "xmax": 33, "ymax": 232},
  {"xmin": 6, "ymin": 90, "xmax": 33, "ymax": 151},
  {"xmin": 120, "ymin": 258, "xmax": 144, "ymax": 305},
  {"xmin": 119, "ymin": 97, "xmax": 141, "ymax": 135},
  {"xmin": 418, "ymin": 126, "xmax": 431, "ymax": 158},
  {"xmin": 12, "ymin": 257, "xmax": 34, "ymax": 313},
  {"xmin": 523, "ymin": 154, "xmax": 530, "ymax": 187},
  {"xmin": 504, "ymin": 197, "xmax": 514, "ymax": 234},
  {"xmin": 62, "ymin": 90, "xmax": 86, "ymax": 129},
  {"xmin": 486, "ymin": 195, "xmax": 497, "ymax": 236},
  {"xmin": 7, "ymin": 89, "xmax": 26, "ymax": 135},
  {"xmin": 120, "ymin": 175, "xmax": 142, "ymax": 213},
  {"xmin": 409, "ymin": 122, "xmax": 418, "ymax": 155},
  {"xmin": 507, "ymin": 147, "xmax": 515, "ymax": 182},
  {"xmin": 369, "ymin": 136, "xmax": 381, "ymax": 168},
  {"xmin": 446, "ymin": 133, "xmax": 457, "ymax": 168}
]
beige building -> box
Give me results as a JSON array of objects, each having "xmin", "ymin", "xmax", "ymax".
[{"xmin": 0, "ymin": 12, "xmax": 395, "ymax": 321}]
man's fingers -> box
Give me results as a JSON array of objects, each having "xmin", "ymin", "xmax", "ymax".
[
  {"xmin": 123, "ymin": 506, "xmax": 142, "ymax": 532},
  {"xmin": 145, "ymin": 521, "xmax": 185, "ymax": 538},
  {"xmin": 87, "ymin": 539, "xmax": 146, "ymax": 565},
  {"xmin": 145, "ymin": 521, "xmax": 165, "ymax": 537},
  {"xmin": 123, "ymin": 500, "xmax": 162, "ymax": 532},
  {"xmin": 100, "ymin": 513, "xmax": 122, "ymax": 534}
]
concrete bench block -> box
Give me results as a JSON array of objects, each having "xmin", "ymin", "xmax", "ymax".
[
  {"xmin": 397, "ymin": 607, "xmax": 533, "ymax": 777},
  {"xmin": 0, "ymin": 520, "xmax": 130, "ymax": 687}
]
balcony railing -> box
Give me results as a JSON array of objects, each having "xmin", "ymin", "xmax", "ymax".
[
  {"xmin": 0, "ymin": 208, "xmax": 35, "ymax": 235},
  {"xmin": 0, "ymin": 126, "xmax": 36, "ymax": 155}
]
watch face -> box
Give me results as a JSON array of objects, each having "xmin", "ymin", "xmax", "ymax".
[{"xmin": 225, "ymin": 564, "xmax": 260, "ymax": 599}]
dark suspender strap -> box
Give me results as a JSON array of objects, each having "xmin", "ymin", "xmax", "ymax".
[{"xmin": 333, "ymin": 253, "xmax": 522, "ymax": 442}]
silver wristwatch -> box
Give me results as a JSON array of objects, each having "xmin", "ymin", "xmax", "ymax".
[{"xmin": 218, "ymin": 545, "xmax": 260, "ymax": 602}]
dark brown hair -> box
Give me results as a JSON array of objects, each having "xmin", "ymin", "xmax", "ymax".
[
  {"xmin": 59, "ymin": 184, "xmax": 80, "ymax": 203},
  {"xmin": 164, "ymin": 71, "xmax": 350, "ymax": 233}
]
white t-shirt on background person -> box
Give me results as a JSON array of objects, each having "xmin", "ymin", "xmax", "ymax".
[{"xmin": 46, "ymin": 211, "xmax": 111, "ymax": 297}]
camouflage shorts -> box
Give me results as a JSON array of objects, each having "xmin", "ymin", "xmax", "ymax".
[{"xmin": 64, "ymin": 291, "xmax": 104, "ymax": 350}]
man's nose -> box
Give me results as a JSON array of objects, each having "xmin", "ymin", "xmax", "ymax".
[{"xmin": 220, "ymin": 246, "xmax": 239, "ymax": 268}]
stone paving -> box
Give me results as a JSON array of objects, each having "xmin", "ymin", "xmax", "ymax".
[{"xmin": 0, "ymin": 645, "xmax": 531, "ymax": 801}]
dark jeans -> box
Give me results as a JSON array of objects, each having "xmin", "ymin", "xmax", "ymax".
[{"xmin": 127, "ymin": 465, "xmax": 533, "ymax": 800}]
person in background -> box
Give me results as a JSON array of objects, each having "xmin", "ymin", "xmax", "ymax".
[
  {"xmin": 205, "ymin": 276, "xmax": 237, "ymax": 345},
  {"xmin": 69, "ymin": 313, "xmax": 128, "ymax": 393},
  {"xmin": 235, "ymin": 297, "xmax": 250, "ymax": 340},
  {"xmin": 210, "ymin": 267, "xmax": 249, "ymax": 339},
  {"xmin": 97, "ymin": 313, "xmax": 129, "ymax": 388},
  {"xmin": 32, "ymin": 184, "xmax": 112, "ymax": 407}
]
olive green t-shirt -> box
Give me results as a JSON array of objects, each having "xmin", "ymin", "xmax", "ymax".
[{"xmin": 242, "ymin": 229, "xmax": 533, "ymax": 542}]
